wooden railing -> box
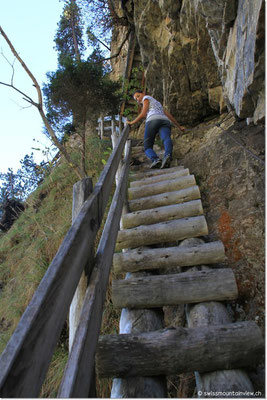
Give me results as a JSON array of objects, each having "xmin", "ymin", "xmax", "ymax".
[
  {"xmin": 0, "ymin": 125, "xmax": 131, "ymax": 398},
  {"xmin": 97, "ymin": 115, "xmax": 126, "ymax": 140}
]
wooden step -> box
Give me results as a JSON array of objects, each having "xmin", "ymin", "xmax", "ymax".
[
  {"xmin": 131, "ymin": 145, "xmax": 161, "ymax": 154},
  {"xmin": 112, "ymin": 268, "xmax": 238, "ymax": 308},
  {"xmin": 187, "ymin": 302, "xmax": 255, "ymax": 393},
  {"xmin": 130, "ymin": 168, "xmax": 190, "ymax": 188},
  {"xmin": 96, "ymin": 321, "xmax": 264, "ymax": 378},
  {"xmin": 113, "ymin": 240, "xmax": 225, "ymax": 273},
  {"xmin": 111, "ymin": 272, "xmax": 167, "ymax": 397},
  {"xmin": 130, "ymin": 165, "xmax": 184, "ymax": 180},
  {"xmin": 122, "ymin": 199, "xmax": 203, "ymax": 229},
  {"xmin": 131, "ymin": 151, "xmax": 165, "ymax": 166},
  {"xmin": 129, "ymin": 186, "xmax": 201, "ymax": 212},
  {"xmin": 128, "ymin": 175, "xmax": 196, "ymax": 200},
  {"xmin": 116, "ymin": 215, "xmax": 208, "ymax": 251}
]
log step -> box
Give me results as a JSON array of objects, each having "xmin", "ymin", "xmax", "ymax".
[
  {"xmin": 130, "ymin": 168, "xmax": 190, "ymax": 188},
  {"xmin": 112, "ymin": 268, "xmax": 238, "ymax": 308},
  {"xmin": 129, "ymin": 165, "xmax": 184, "ymax": 180},
  {"xmin": 122, "ymin": 199, "xmax": 204, "ymax": 229},
  {"xmin": 132, "ymin": 150, "xmax": 165, "ymax": 163},
  {"xmin": 96, "ymin": 321, "xmax": 264, "ymax": 378},
  {"xmin": 131, "ymin": 144, "xmax": 160, "ymax": 154},
  {"xmin": 128, "ymin": 175, "xmax": 196, "ymax": 200},
  {"xmin": 113, "ymin": 240, "xmax": 225, "ymax": 273},
  {"xmin": 116, "ymin": 215, "xmax": 208, "ymax": 251},
  {"xmin": 129, "ymin": 185, "xmax": 201, "ymax": 212}
]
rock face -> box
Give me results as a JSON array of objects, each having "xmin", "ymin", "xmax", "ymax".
[
  {"xmin": 172, "ymin": 114, "xmax": 265, "ymax": 331},
  {"xmin": 112, "ymin": 0, "xmax": 264, "ymax": 125}
]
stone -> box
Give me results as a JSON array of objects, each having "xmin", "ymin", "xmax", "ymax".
[{"xmin": 111, "ymin": 0, "xmax": 264, "ymax": 124}]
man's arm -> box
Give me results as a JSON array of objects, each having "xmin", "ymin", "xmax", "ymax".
[
  {"xmin": 164, "ymin": 109, "xmax": 185, "ymax": 132},
  {"xmin": 126, "ymin": 99, "xmax": 149, "ymax": 125}
]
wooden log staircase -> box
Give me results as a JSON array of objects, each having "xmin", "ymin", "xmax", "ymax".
[
  {"xmin": 0, "ymin": 125, "xmax": 263, "ymax": 398},
  {"xmin": 96, "ymin": 143, "xmax": 263, "ymax": 398}
]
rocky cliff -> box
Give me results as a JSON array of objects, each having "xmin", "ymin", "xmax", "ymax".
[{"xmin": 112, "ymin": 0, "xmax": 264, "ymax": 125}]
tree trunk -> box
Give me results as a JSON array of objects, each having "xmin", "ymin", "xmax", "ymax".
[
  {"xmin": 129, "ymin": 185, "xmax": 201, "ymax": 212},
  {"xmin": 130, "ymin": 165, "xmax": 184, "ymax": 180},
  {"xmin": 111, "ymin": 271, "xmax": 167, "ymax": 398},
  {"xmin": 112, "ymin": 268, "xmax": 238, "ymax": 308},
  {"xmin": 122, "ymin": 199, "xmax": 203, "ymax": 229},
  {"xmin": 130, "ymin": 168, "xmax": 189, "ymax": 187},
  {"xmin": 116, "ymin": 215, "xmax": 208, "ymax": 250},
  {"xmin": 113, "ymin": 240, "xmax": 225, "ymax": 273},
  {"xmin": 96, "ymin": 322, "xmax": 264, "ymax": 378},
  {"xmin": 128, "ymin": 175, "xmax": 196, "ymax": 200}
]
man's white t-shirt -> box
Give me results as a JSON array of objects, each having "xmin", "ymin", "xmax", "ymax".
[{"xmin": 142, "ymin": 95, "xmax": 170, "ymax": 122}]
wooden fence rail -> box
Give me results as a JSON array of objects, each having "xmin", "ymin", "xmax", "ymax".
[
  {"xmin": 97, "ymin": 115, "xmax": 127, "ymax": 139},
  {"xmin": 58, "ymin": 140, "xmax": 131, "ymax": 398},
  {"xmin": 0, "ymin": 125, "xmax": 130, "ymax": 398}
]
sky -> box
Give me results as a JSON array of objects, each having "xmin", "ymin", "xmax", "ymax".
[{"xmin": 0, "ymin": 0, "xmax": 64, "ymax": 173}]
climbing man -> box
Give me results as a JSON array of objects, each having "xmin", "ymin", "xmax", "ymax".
[{"xmin": 126, "ymin": 90, "xmax": 185, "ymax": 168}]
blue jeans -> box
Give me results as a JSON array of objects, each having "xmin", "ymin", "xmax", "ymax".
[{"xmin": 144, "ymin": 119, "xmax": 173, "ymax": 161}]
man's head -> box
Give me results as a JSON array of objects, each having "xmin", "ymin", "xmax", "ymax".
[{"xmin": 133, "ymin": 91, "xmax": 145, "ymax": 104}]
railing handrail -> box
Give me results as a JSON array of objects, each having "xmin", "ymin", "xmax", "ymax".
[
  {"xmin": 0, "ymin": 125, "xmax": 130, "ymax": 398},
  {"xmin": 58, "ymin": 139, "xmax": 131, "ymax": 398}
]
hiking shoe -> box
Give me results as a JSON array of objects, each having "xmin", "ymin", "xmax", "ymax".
[
  {"xmin": 161, "ymin": 154, "xmax": 171, "ymax": 169},
  {"xmin": 150, "ymin": 159, "xmax": 162, "ymax": 169}
]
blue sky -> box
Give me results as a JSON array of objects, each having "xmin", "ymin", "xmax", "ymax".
[{"xmin": 0, "ymin": 0, "xmax": 64, "ymax": 173}]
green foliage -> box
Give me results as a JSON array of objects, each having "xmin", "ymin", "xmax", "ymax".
[
  {"xmin": 0, "ymin": 153, "xmax": 53, "ymax": 221},
  {"xmin": 80, "ymin": 0, "xmax": 125, "ymax": 44},
  {"xmin": 121, "ymin": 65, "xmax": 144, "ymax": 119},
  {"xmin": 123, "ymin": 65, "xmax": 144, "ymax": 101},
  {"xmin": 44, "ymin": 55, "xmax": 121, "ymax": 132},
  {"xmin": 40, "ymin": 347, "xmax": 69, "ymax": 398},
  {"xmin": 54, "ymin": 0, "xmax": 85, "ymax": 66}
]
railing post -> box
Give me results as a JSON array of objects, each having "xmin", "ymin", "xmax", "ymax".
[
  {"xmin": 69, "ymin": 177, "xmax": 93, "ymax": 351},
  {"xmin": 111, "ymin": 119, "xmax": 117, "ymax": 150},
  {"xmin": 100, "ymin": 117, "xmax": 104, "ymax": 140},
  {"xmin": 111, "ymin": 136, "xmax": 130, "ymax": 228}
]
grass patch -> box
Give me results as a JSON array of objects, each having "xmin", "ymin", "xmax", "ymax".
[{"xmin": 0, "ymin": 133, "xmax": 117, "ymax": 397}]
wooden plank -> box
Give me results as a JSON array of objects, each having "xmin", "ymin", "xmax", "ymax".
[
  {"xmin": 112, "ymin": 268, "xmax": 238, "ymax": 308},
  {"xmin": 96, "ymin": 321, "xmax": 264, "ymax": 378},
  {"xmin": 57, "ymin": 140, "xmax": 131, "ymax": 398},
  {"xmin": 187, "ymin": 301, "xmax": 254, "ymax": 395},
  {"xmin": 122, "ymin": 199, "xmax": 204, "ymax": 229},
  {"xmin": 111, "ymin": 271, "xmax": 167, "ymax": 398},
  {"xmin": 128, "ymin": 175, "xmax": 196, "ymax": 200},
  {"xmin": 100, "ymin": 117, "xmax": 104, "ymax": 140},
  {"xmin": 181, "ymin": 237, "xmax": 255, "ymax": 394},
  {"xmin": 130, "ymin": 168, "xmax": 189, "ymax": 187},
  {"xmin": 113, "ymin": 241, "xmax": 225, "ymax": 273},
  {"xmin": 69, "ymin": 178, "xmax": 93, "ymax": 351},
  {"xmin": 130, "ymin": 165, "xmax": 184, "ymax": 180},
  {"xmin": 116, "ymin": 215, "xmax": 208, "ymax": 251},
  {"xmin": 0, "ymin": 126, "xmax": 130, "ymax": 398},
  {"xmin": 129, "ymin": 186, "xmax": 201, "ymax": 212}
]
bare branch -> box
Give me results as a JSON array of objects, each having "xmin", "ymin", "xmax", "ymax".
[
  {"xmin": 97, "ymin": 38, "xmax": 110, "ymax": 51},
  {"xmin": 1, "ymin": 49, "xmax": 16, "ymax": 85},
  {"xmin": 0, "ymin": 25, "xmax": 84, "ymax": 180},
  {"xmin": 0, "ymin": 80, "xmax": 37, "ymax": 106},
  {"xmin": 97, "ymin": 29, "xmax": 131, "ymax": 63},
  {"xmin": 0, "ymin": 26, "xmax": 43, "ymax": 108}
]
